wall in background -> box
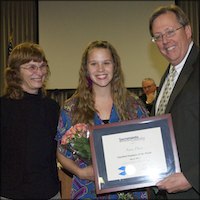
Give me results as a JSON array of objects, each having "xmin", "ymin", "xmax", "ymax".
[{"xmin": 39, "ymin": 1, "xmax": 174, "ymax": 89}]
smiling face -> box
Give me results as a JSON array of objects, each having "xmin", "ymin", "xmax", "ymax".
[
  {"xmin": 20, "ymin": 60, "xmax": 48, "ymax": 94},
  {"xmin": 152, "ymin": 11, "xmax": 192, "ymax": 66},
  {"xmin": 87, "ymin": 48, "xmax": 114, "ymax": 89}
]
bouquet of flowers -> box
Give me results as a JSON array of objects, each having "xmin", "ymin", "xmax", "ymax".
[{"xmin": 61, "ymin": 123, "xmax": 91, "ymax": 164}]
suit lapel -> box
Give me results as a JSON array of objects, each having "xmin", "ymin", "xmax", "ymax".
[
  {"xmin": 165, "ymin": 44, "xmax": 199, "ymax": 113},
  {"xmin": 151, "ymin": 44, "xmax": 199, "ymax": 116}
]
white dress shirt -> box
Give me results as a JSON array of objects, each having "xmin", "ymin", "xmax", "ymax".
[{"xmin": 155, "ymin": 41, "xmax": 194, "ymax": 114}]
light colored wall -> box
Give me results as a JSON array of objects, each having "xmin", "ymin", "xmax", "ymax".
[{"xmin": 39, "ymin": 1, "xmax": 174, "ymax": 89}]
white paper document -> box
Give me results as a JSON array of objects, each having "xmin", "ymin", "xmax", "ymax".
[{"xmin": 102, "ymin": 127, "xmax": 167, "ymax": 181}]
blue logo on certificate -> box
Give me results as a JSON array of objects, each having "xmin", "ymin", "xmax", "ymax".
[
  {"xmin": 118, "ymin": 165, "xmax": 136, "ymax": 176},
  {"xmin": 118, "ymin": 166, "xmax": 126, "ymax": 176}
]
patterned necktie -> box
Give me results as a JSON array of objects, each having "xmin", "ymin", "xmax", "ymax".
[{"xmin": 157, "ymin": 65, "xmax": 176, "ymax": 115}]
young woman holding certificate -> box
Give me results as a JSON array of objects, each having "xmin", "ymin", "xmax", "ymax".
[{"xmin": 56, "ymin": 40, "xmax": 149, "ymax": 199}]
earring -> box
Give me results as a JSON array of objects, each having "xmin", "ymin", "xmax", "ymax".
[{"xmin": 86, "ymin": 76, "xmax": 93, "ymax": 89}]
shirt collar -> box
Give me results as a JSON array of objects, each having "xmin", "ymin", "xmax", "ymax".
[{"xmin": 174, "ymin": 41, "xmax": 194, "ymax": 75}]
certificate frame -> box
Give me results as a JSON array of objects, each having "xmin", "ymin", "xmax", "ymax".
[{"xmin": 89, "ymin": 114, "xmax": 180, "ymax": 194}]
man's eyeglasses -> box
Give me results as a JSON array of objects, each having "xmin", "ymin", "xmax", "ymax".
[
  {"xmin": 151, "ymin": 26, "xmax": 184, "ymax": 43},
  {"xmin": 21, "ymin": 64, "xmax": 48, "ymax": 73}
]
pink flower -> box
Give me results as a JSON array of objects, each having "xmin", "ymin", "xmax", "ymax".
[
  {"xmin": 61, "ymin": 123, "xmax": 88, "ymax": 145},
  {"xmin": 60, "ymin": 123, "xmax": 91, "ymax": 163}
]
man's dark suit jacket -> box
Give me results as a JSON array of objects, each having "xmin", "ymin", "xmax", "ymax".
[{"xmin": 151, "ymin": 43, "xmax": 199, "ymax": 199}]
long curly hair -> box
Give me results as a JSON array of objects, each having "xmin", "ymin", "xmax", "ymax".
[
  {"xmin": 65, "ymin": 40, "xmax": 142, "ymax": 125},
  {"xmin": 4, "ymin": 42, "xmax": 50, "ymax": 99}
]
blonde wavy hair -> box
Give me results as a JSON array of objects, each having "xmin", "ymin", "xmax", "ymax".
[{"xmin": 65, "ymin": 40, "xmax": 141, "ymax": 125}]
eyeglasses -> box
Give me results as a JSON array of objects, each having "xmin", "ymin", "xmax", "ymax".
[
  {"xmin": 151, "ymin": 26, "xmax": 184, "ymax": 43},
  {"xmin": 21, "ymin": 63, "xmax": 48, "ymax": 73}
]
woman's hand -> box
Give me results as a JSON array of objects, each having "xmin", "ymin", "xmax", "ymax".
[
  {"xmin": 78, "ymin": 165, "xmax": 94, "ymax": 181},
  {"xmin": 57, "ymin": 149, "xmax": 94, "ymax": 181}
]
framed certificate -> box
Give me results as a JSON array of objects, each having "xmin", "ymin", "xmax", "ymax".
[{"xmin": 89, "ymin": 114, "xmax": 181, "ymax": 194}]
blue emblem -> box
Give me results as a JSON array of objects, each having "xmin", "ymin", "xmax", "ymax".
[{"xmin": 118, "ymin": 166, "xmax": 126, "ymax": 176}]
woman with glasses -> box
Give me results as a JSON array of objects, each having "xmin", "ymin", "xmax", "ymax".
[
  {"xmin": 0, "ymin": 42, "xmax": 61, "ymax": 199},
  {"xmin": 149, "ymin": 4, "xmax": 199, "ymax": 199}
]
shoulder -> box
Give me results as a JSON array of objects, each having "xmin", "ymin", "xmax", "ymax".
[
  {"xmin": 63, "ymin": 97, "xmax": 77, "ymax": 113},
  {"xmin": 0, "ymin": 96, "xmax": 14, "ymax": 109},
  {"xmin": 43, "ymin": 96, "xmax": 60, "ymax": 113},
  {"xmin": 0, "ymin": 96, "xmax": 6, "ymax": 109},
  {"xmin": 0, "ymin": 96, "xmax": 4, "ymax": 103},
  {"xmin": 57, "ymin": 97, "xmax": 77, "ymax": 124},
  {"xmin": 189, "ymin": 43, "xmax": 199, "ymax": 69},
  {"xmin": 0, "ymin": 95, "xmax": 9, "ymax": 101},
  {"xmin": 44, "ymin": 95, "xmax": 59, "ymax": 104},
  {"xmin": 127, "ymin": 93, "xmax": 149, "ymax": 118}
]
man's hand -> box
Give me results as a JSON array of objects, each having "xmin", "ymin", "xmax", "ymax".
[
  {"xmin": 146, "ymin": 92, "xmax": 155, "ymax": 104},
  {"xmin": 156, "ymin": 172, "xmax": 192, "ymax": 193}
]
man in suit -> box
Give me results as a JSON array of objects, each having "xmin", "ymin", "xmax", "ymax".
[
  {"xmin": 139, "ymin": 78, "xmax": 157, "ymax": 113},
  {"xmin": 149, "ymin": 4, "xmax": 199, "ymax": 199}
]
